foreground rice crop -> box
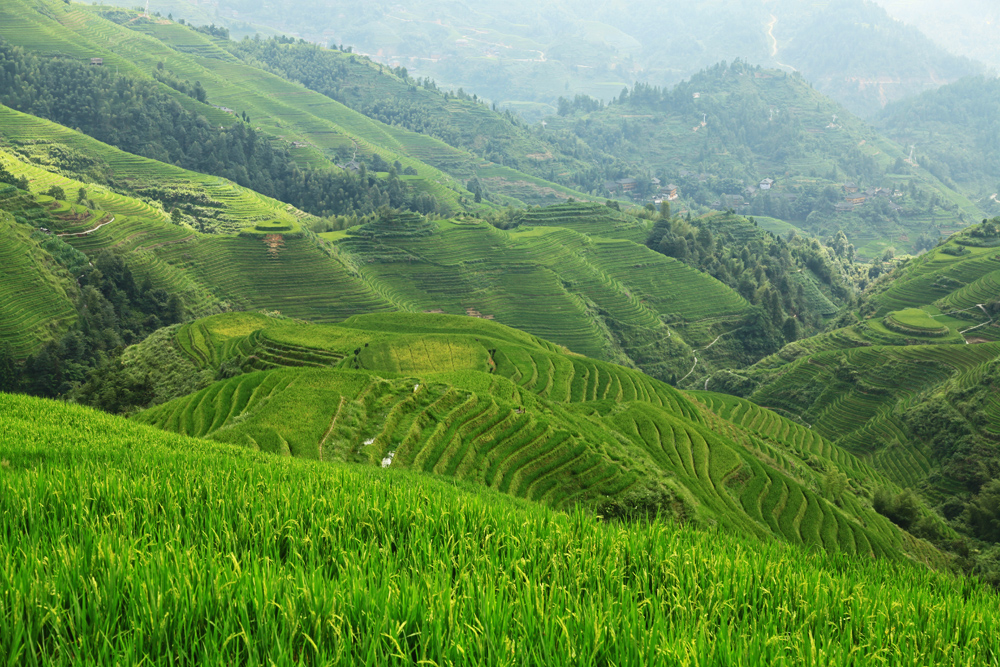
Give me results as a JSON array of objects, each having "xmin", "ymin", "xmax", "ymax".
[{"xmin": 0, "ymin": 393, "xmax": 997, "ymax": 666}]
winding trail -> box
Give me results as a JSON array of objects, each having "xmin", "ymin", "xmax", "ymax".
[
  {"xmin": 679, "ymin": 356, "xmax": 699, "ymax": 383},
  {"xmin": 766, "ymin": 15, "xmax": 798, "ymax": 71},
  {"xmin": 318, "ymin": 397, "xmax": 347, "ymax": 462},
  {"xmin": 57, "ymin": 215, "xmax": 115, "ymax": 238}
]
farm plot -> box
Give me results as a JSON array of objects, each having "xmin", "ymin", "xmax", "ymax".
[{"xmin": 152, "ymin": 235, "xmax": 393, "ymax": 322}]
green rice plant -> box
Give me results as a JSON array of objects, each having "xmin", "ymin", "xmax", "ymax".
[{"xmin": 8, "ymin": 393, "xmax": 1000, "ymax": 666}]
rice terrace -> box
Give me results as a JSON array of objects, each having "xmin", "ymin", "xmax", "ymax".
[{"xmin": 1, "ymin": 0, "xmax": 999, "ymax": 664}]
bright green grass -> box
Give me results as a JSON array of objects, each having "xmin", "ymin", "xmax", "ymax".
[
  {"xmin": 885, "ymin": 308, "xmax": 950, "ymax": 335},
  {"xmin": 2, "ymin": 393, "xmax": 999, "ymax": 666}
]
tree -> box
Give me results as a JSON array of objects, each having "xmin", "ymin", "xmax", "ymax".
[
  {"xmin": 0, "ymin": 343, "xmax": 18, "ymax": 392},
  {"xmin": 77, "ymin": 187, "xmax": 87, "ymax": 204},
  {"xmin": 44, "ymin": 185, "xmax": 65, "ymax": 200}
]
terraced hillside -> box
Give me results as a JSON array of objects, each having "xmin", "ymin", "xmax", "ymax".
[
  {"xmin": 0, "ymin": 206, "xmax": 77, "ymax": 356},
  {"xmin": 1, "ymin": 138, "xmax": 751, "ymax": 377},
  {"xmin": 132, "ymin": 312, "xmax": 942, "ymax": 565},
  {"xmin": 334, "ymin": 213, "xmax": 751, "ymax": 379},
  {"xmin": 514, "ymin": 202, "xmax": 653, "ymax": 242},
  {"xmin": 0, "ymin": 0, "xmax": 595, "ymax": 210},
  {"xmin": 0, "ymin": 106, "xmax": 309, "ymax": 235},
  {"xmin": 728, "ymin": 220, "xmax": 1000, "ymax": 504},
  {"xmin": 3, "ymin": 393, "xmax": 997, "ymax": 664}
]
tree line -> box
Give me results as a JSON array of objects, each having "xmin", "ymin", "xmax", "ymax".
[{"xmin": 0, "ymin": 40, "xmax": 440, "ymax": 219}]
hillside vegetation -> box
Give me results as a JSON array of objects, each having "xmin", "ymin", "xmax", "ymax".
[
  {"xmin": 3, "ymin": 392, "xmax": 998, "ymax": 665},
  {"xmin": 878, "ymin": 76, "xmax": 1000, "ymax": 216},
  {"xmin": 547, "ymin": 61, "xmax": 983, "ymax": 257},
  {"xmin": 119, "ymin": 311, "xmax": 950, "ymax": 568},
  {"xmin": 723, "ymin": 219, "xmax": 1000, "ymax": 576}
]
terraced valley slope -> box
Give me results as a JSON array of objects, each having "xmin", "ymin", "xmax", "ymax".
[
  {"xmin": 0, "ymin": 0, "xmax": 593, "ymax": 209},
  {"xmin": 0, "ymin": 131, "xmax": 754, "ymax": 379},
  {"xmin": 127, "ymin": 311, "xmax": 945, "ymax": 565},
  {"xmin": 331, "ymin": 209, "xmax": 752, "ymax": 378},
  {"xmin": 730, "ymin": 219, "xmax": 1000, "ymax": 504}
]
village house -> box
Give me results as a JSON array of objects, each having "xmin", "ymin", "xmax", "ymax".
[
  {"xmin": 616, "ymin": 178, "xmax": 638, "ymax": 192},
  {"xmin": 759, "ymin": 178, "xmax": 774, "ymax": 190},
  {"xmin": 664, "ymin": 184, "xmax": 679, "ymax": 200},
  {"xmin": 90, "ymin": 58, "xmax": 103, "ymax": 66},
  {"xmin": 843, "ymin": 182, "xmax": 859, "ymax": 194},
  {"xmin": 846, "ymin": 194, "xmax": 866, "ymax": 205}
]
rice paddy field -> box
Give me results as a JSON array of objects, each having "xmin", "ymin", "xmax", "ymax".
[
  {"xmin": 130, "ymin": 312, "xmax": 943, "ymax": 567},
  {"xmin": 3, "ymin": 392, "xmax": 999, "ymax": 666},
  {"xmin": 335, "ymin": 215, "xmax": 749, "ymax": 376}
]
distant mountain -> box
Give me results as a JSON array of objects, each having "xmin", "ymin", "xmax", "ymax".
[
  {"xmin": 872, "ymin": 0, "xmax": 1000, "ymax": 71},
  {"xmin": 545, "ymin": 61, "xmax": 983, "ymax": 256},
  {"xmin": 877, "ymin": 76, "xmax": 1000, "ymax": 216},
  {"xmin": 118, "ymin": 0, "xmax": 980, "ymax": 118}
]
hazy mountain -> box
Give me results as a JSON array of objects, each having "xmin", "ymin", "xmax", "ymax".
[
  {"xmin": 120, "ymin": 0, "xmax": 979, "ymax": 118},
  {"xmin": 872, "ymin": 0, "xmax": 1000, "ymax": 71}
]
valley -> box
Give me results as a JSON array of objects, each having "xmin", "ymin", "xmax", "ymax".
[{"xmin": 0, "ymin": 0, "xmax": 999, "ymax": 663}]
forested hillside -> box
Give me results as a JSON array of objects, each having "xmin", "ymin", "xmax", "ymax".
[
  {"xmin": 546, "ymin": 61, "xmax": 983, "ymax": 257},
  {"xmin": 878, "ymin": 76, "xmax": 1000, "ymax": 216}
]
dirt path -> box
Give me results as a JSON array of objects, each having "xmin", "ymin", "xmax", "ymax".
[
  {"xmin": 766, "ymin": 15, "xmax": 798, "ymax": 71},
  {"xmin": 679, "ymin": 356, "xmax": 699, "ymax": 383},
  {"xmin": 317, "ymin": 397, "xmax": 347, "ymax": 462},
  {"xmin": 57, "ymin": 215, "xmax": 115, "ymax": 238}
]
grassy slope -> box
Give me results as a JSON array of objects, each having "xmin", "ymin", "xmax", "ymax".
[
  {"xmin": 2, "ymin": 392, "xmax": 996, "ymax": 665},
  {"xmin": 225, "ymin": 38, "xmax": 604, "ymax": 205},
  {"xmin": 132, "ymin": 312, "xmax": 941, "ymax": 565}
]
